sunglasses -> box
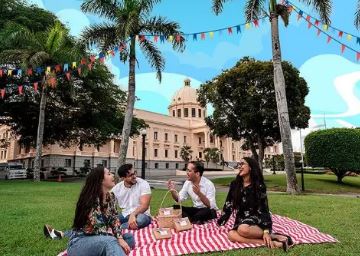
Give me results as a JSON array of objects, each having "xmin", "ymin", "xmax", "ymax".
[{"xmin": 235, "ymin": 162, "xmax": 247, "ymax": 168}]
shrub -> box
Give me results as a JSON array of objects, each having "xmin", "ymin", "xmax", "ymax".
[{"xmin": 304, "ymin": 128, "xmax": 360, "ymax": 183}]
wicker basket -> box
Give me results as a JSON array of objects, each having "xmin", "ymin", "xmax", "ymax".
[{"xmin": 157, "ymin": 190, "xmax": 182, "ymax": 228}]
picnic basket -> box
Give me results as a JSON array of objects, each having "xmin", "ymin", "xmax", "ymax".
[{"xmin": 157, "ymin": 189, "xmax": 182, "ymax": 228}]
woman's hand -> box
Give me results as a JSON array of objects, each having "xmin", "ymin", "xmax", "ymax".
[
  {"xmin": 263, "ymin": 233, "xmax": 273, "ymax": 248},
  {"xmin": 118, "ymin": 238, "xmax": 131, "ymax": 255}
]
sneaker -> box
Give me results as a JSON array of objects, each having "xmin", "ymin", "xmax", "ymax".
[{"xmin": 43, "ymin": 224, "xmax": 63, "ymax": 239}]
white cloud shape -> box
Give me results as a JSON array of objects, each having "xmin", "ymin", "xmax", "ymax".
[{"xmin": 56, "ymin": 9, "xmax": 90, "ymax": 37}]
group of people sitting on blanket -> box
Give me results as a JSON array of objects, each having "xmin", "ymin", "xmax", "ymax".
[{"xmin": 44, "ymin": 158, "xmax": 293, "ymax": 256}]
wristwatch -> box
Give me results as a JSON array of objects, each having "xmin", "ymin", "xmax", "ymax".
[{"xmin": 263, "ymin": 229, "xmax": 270, "ymax": 235}]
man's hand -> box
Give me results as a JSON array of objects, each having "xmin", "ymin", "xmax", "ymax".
[
  {"xmin": 167, "ymin": 180, "xmax": 176, "ymax": 190},
  {"xmin": 192, "ymin": 184, "xmax": 201, "ymax": 196},
  {"xmin": 118, "ymin": 238, "xmax": 131, "ymax": 254},
  {"xmin": 128, "ymin": 214, "xmax": 138, "ymax": 230}
]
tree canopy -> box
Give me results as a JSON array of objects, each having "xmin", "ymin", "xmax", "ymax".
[{"xmin": 197, "ymin": 57, "xmax": 310, "ymax": 166}]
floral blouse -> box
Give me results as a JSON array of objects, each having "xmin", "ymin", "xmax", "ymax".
[
  {"xmin": 217, "ymin": 181, "xmax": 272, "ymax": 231},
  {"xmin": 75, "ymin": 192, "xmax": 122, "ymax": 238}
]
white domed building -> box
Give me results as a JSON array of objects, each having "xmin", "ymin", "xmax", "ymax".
[{"xmin": 0, "ymin": 79, "xmax": 280, "ymax": 177}]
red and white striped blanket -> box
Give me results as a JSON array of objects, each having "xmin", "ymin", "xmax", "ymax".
[{"xmin": 58, "ymin": 214, "xmax": 337, "ymax": 256}]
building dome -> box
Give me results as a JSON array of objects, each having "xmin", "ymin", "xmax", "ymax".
[{"xmin": 170, "ymin": 78, "xmax": 198, "ymax": 106}]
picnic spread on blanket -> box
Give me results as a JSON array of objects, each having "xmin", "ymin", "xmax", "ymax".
[{"xmin": 58, "ymin": 213, "xmax": 337, "ymax": 256}]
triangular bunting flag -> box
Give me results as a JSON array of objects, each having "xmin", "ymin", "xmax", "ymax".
[
  {"xmin": 176, "ymin": 34, "xmax": 182, "ymax": 42},
  {"xmin": 209, "ymin": 32, "xmax": 214, "ymax": 39},
  {"xmin": 168, "ymin": 35, "xmax": 174, "ymax": 42},
  {"xmin": 245, "ymin": 23, "xmax": 251, "ymax": 29},
  {"xmin": 81, "ymin": 58, "xmax": 87, "ymax": 65},
  {"xmin": 55, "ymin": 65, "xmax": 61, "ymax": 73},
  {"xmin": 315, "ymin": 20, "xmax": 320, "ymax": 26},
  {"xmin": 154, "ymin": 35, "xmax": 158, "ymax": 43},
  {"xmin": 46, "ymin": 66, "xmax": 51, "ymax": 74},
  {"xmin": 0, "ymin": 69, "xmax": 3, "ymax": 77},
  {"xmin": 17, "ymin": 69, "xmax": 22, "ymax": 76},
  {"xmin": 36, "ymin": 67, "xmax": 42, "ymax": 75},
  {"xmin": 72, "ymin": 62, "xmax": 77, "ymax": 69},
  {"xmin": 34, "ymin": 82, "xmax": 38, "ymax": 93},
  {"xmin": 307, "ymin": 22, "xmax": 312, "ymax": 29},
  {"xmin": 8, "ymin": 70, "xmax": 12, "ymax": 76},
  {"xmin": 227, "ymin": 27, "xmax": 233, "ymax": 34},
  {"xmin": 347, "ymin": 34, "xmax": 352, "ymax": 41},
  {"xmin": 66, "ymin": 72, "xmax": 71, "ymax": 81},
  {"xmin": 338, "ymin": 31, "xmax": 343, "ymax": 38},
  {"xmin": 49, "ymin": 77, "xmax": 56, "ymax": 88},
  {"xmin": 357, "ymin": 52, "xmax": 360, "ymax": 61},
  {"xmin": 326, "ymin": 36, "xmax": 332, "ymax": 43},
  {"xmin": 64, "ymin": 64, "xmax": 69, "ymax": 72},
  {"xmin": 236, "ymin": 25, "xmax": 241, "ymax": 34},
  {"xmin": 27, "ymin": 68, "xmax": 33, "ymax": 76},
  {"xmin": 160, "ymin": 35, "xmax": 165, "ymax": 43},
  {"xmin": 193, "ymin": 34, "xmax": 197, "ymax": 41},
  {"xmin": 1, "ymin": 88, "xmax": 5, "ymax": 99},
  {"xmin": 18, "ymin": 85, "xmax": 23, "ymax": 95},
  {"xmin": 357, "ymin": 37, "xmax": 360, "ymax": 45},
  {"xmin": 323, "ymin": 24, "xmax": 328, "ymax": 31},
  {"xmin": 306, "ymin": 15, "xmax": 310, "ymax": 21},
  {"xmin": 114, "ymin": 46, "xmax": 119, "ymax": 52},
  {"xmin": 253, "ymin": 20, "xmax": 259, "ymax": 27},
  {"xmin": 317, "ymin": 28, "xmax": 321, "ymax": 36},
  {"xmin": 341, "ymin": 44, "xmax": 346, "ymax": 54},
  {"xmin": 200, "ymin": 33, "xmax": 205, "ymax": 40}
]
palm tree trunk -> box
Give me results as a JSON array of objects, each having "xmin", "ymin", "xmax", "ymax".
[
  {"xmin": 118, "ymin": 37, "xmax": 136, "ymax": 167},
  {"xmin": 33, "ymin": 78, "xmax": 47, "ymax": 182},
  {"xmin": 270, "ymin": 12, "xmax": 299, "ymax": 194}
]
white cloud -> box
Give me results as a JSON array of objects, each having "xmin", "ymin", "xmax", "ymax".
[{"xmin": 56, "ymin": 9, "xmax": 90, "ymax": 37}]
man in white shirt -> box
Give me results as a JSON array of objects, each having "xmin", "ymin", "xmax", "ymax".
[
  {"xmin": 112, "ymin": 163, "xmax": 152, "ymax": 230},
  {"xmin": 168, "ymin": 161, "xmax": 218, "ymax": 224}
]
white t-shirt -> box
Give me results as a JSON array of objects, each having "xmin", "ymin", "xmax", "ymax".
[
  {"xmin": 178, "ymin": 176, "xmax": 218, "ymax": 209},
  {"xmin": 111, "ymin": 177, "xmax": 151, "ymax": 217}
]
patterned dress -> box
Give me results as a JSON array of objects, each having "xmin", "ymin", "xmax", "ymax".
[
  {"xmin": 74, "ymin": 192, "xmax": 123, "ymax": 238},
  {"xmin": 217, "ymin": 181, "xmax": 272, "ymax": 232}
]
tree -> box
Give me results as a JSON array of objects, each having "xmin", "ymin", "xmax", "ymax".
[
  {"xmin": 304, "ymin": 128, "xmax": 360, "ymax": 183},
  {"xmin": 0, "ymin": 21, "xmax": 85, "ymax": 181},
  {"xmin": 212, "ymin": 0, "xmax": 331, "ymax": 194},
  {"xmin": 204, "ymin": 147, "xmax": 220, "ymax": 167},
  {"xmin": 198, "ymin": 57, "xmax": 310, "ymax": 173},
  {"xmin": 180, "ymin": 145, "xmax": 193, "ymax": 164},
  {"xmin": 80, "ymin": 0, "xmax": 185, "ymax": 168}
]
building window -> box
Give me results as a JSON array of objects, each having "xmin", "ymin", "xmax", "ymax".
[
  {"xmin": 41, "ymin": 159, "xmax": 44, "ymax": 168},
  {"xmin": 199, "ymin": 152, "xmax": 202, "ymax": 158},
  {"xmin": 0, "ymin": 151, "xmax": 3, "ymax": 159},
  {"xmin": 155, "ymin": 163, "xmax": 159, "ymax": 169},
  {"xmin": 133, "ymin": 147, "xmax": 135, "ymax": 156},
  {"xmin": 173, "ymin": 110, "xmax": 175, "ymax": 117},
  {"xmin": 210, "ymin": 135, "xmax": 214, "ymax": 143},
  {"xmin": 165, "ymin": 163, "xmax": 169, "ymax": 169},
  {"xmin": 65, "ymin": 159, "xmax": 72, "ymax": 167},
  {"xmin": 184, "ymin": 136, "xmax": 187, "ymax": 144},
  {"xmin": 198, "ymin": 109, "xmax": 201, "ymax": 117},
  {"xmin": 154, "ymin": 149, "xmax": 158, "ymax": 157},
  {"xmin": 175, "ymin": 150, "xmax": 178, "ymax": 158},
  {"xmin": 145, "ymin": 162, "xmax": 148, "ymax": 168},
  {"xmin": 232, "ymin": 143, "xmax": 234, "ymax": 149},
  {"xmin": 192, "ymin": 108, "xmax": 196, "ymax": 117},
  {"xmin": 184, "ymin": 108, "xmax": 189, "ymax": 117},
  {"xmin": 154, "ymin": 131, "xmax": 158, "ymax": 140},
  {"xmin": 165, "ymin": 133, "xmax": 168, "ymax": 141},
  {"xmin": 198, "ymin": 137, "xmax": 202, "ymax": 145},
  {"xmin": 232, "ymin": 155, "xmax": 235, "ymax": 161},
  {"xmin": 175, "ymin": 134, "xmax": 178, "ymax": 143},
  {"xmin": 3, "ymin": 150, "xmax": 6, "ymax": 159},
  {"xmin": 165, "ymin": 149, "xmax": 168, "ymax": 158},
  {"xmin": 102, "ymin": 160, "xmax": 108, "ymax": 167},
  {"xmin": 220, "ymin": 140, "xmax": 223, "ymax": 147},
  {"xmin": 175, "ymin": 163, "xmax": 179, "ymax": 169},
  {"xmin": 177, "ymin": 109, "xmax": 181, "ymax": 117}
]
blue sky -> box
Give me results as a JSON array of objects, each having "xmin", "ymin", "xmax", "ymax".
[{"xmin": 28, "ymin": 0, "xmax": 360, "ymax": 135}]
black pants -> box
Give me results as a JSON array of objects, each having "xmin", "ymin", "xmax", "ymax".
[{"xmin": 181, "ymin": 206, "xmax": 217, "ymax": 223}]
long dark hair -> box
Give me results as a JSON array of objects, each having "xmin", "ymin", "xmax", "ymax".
[
  {"xmin": 72, "ymin": 166, "xmax": 105, "ymax": 229},
  {"xmin": 232, "ymin": 157, "xmax": 265, "ymax": 209}
]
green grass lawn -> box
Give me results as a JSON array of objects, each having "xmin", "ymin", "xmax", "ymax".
[
  {"xmin": 212, "ymin": 173, "xmax": 360, "ymax": 194},
  {"xmin": 0, "ymin": 180, "xmax": 359, "ymax": 256}
]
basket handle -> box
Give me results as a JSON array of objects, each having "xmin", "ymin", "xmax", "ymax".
[{"xmin": 160, "ymin": 189, "xmax": 182, "ymax": 211}]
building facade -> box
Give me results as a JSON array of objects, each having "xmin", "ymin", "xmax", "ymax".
[{"xmin": 0, "ymin": 79, "xmax": 281, "ymax": 177}]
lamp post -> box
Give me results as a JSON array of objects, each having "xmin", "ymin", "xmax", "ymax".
[
  {"xmin": 140, "ymin": 129, "xmax": 147, "ymax": 179},
  {"xmin": 299, "ymin": 129, "xmax": 305, "ymax": 191}
]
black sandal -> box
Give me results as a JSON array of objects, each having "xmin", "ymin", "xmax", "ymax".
[{"xmin": 271, "ymin": 233, "xmax": 293, "ymax": 252}]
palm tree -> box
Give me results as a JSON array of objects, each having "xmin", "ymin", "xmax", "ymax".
[
  {"xmin": 180, "ymin": 145, "xmax": 193, "ymax": 163},
  {"xmin": 81, "ymin": 0, "xmax": 185, "ymax": 167},
  {"xmin": 355, "ymin": 1, "xmax": 360, "ymax": 29},
  {"xmin": 212, "ymin": 0, "xmax": 331, "ymax": 194},
  {"xmin": 0, "ymin": 21, "xmax": 83, "ymax": 181}
]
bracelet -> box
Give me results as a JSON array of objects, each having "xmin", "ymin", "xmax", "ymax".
[{"xmin": 263, "ymin": 229, "xmax": 270, "ymax": 235}]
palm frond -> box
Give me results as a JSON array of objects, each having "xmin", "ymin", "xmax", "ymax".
[
  {"xmin": 276, "ymin": 4, "xmax": 289, "ymax": 27},
  {"xmin": 0, "ymin": 50, "xmax": 33, "ymax": 64},
  {"xmin": 355, "ymin": 0, "xmax": 360, "ymax": 29},
  {"xmin": 138, "ymin": 39, "xmax": 165, "ymax": 82},
  {"xmin": 212, "ymin": 0, "xmax": 231, "ymax": 15},
  {"xmin": 1, "ymin": 22, "xmax": 42, "ymax": 51},
  {"xmin": 141, "ymin": 16, "xmax": 180, "ymax": 35},
  {"xmin": 245, "ymin": 0, "xmax": 265, "ymax": 22},
  {"xmin": 298, "ymin": 0, "xmax": 331, "ymax": 24},
  {"xmin": 139, "ymin": 0, "xmax": 161, "ymax": 15},
  {"xmin": 81, "ymin": 23, "xmax": 119, "ymax": 52},
  {"xmin": 81, "ymin": 0, "xmax": 118, "ymax": 20},
  {"xmin": 28, "ymin": 51, "xmax": 50, "ymax": 67},
  {"xmin": 45, "ymin": 21, "xmax": 65, "ymax": 55}
]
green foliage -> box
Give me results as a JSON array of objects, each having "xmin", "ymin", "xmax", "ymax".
[
  {"xmin": 198, "ymin": 57, "xmax": 310, "ymax": 162},
  {"xmin": 304, "ymin": 128, "xmax": 360, "ymax": 183},
  {"xmin": 180, "ymin": 145, "xmax": 193, "ymax": 163},
  {"xmin": 204, "ymin": 147, "xmax": 220, "ymax": 166}
]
